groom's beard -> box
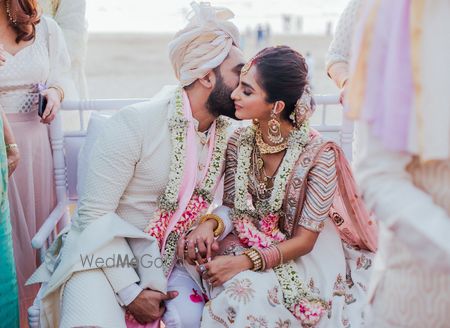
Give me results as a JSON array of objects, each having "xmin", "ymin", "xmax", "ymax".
[{"xmin": 206, "ymin": 77, "xmax": 237, "ymax": 119}]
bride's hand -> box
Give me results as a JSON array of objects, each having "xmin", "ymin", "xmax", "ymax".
[{"xmin": 199, "ymin": 255, "xmax": 252, "ymax": 288}]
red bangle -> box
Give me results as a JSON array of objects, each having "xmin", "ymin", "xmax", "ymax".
[{"xmin": 260, "ymin": 245, "xmax": 282, "ymax": 270}]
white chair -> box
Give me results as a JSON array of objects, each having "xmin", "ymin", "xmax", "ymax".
[
  {"xmin": 28, "ymin": 94, "xmax": 348, "ymax": 327},
  {"xmin": 30, "ymin": 98, "xmax": 149, "ymax": 261},
  {"xmin": 28, "ymin": 98, "xmax": 147, "ymax": 327}
]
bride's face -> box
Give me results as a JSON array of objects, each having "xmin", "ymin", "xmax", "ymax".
[{"xmin": 231, "ymin": 65, "xmax": 273, "ymax": 121}]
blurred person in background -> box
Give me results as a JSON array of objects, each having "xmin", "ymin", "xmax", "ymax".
[
  {"xmin": 305, "ymin": 51, "xmax": 315, "ymax": 87},
  {"xmin": 326, "ymin": 0, "xmax": 364, "ymax": 105},
  {"xmin": 39, "ymin": 0, "xmax": 87, "ymax": 98},
  {"xmin": 0, "ymin": 109, "xmax": 20, "ymax": 328},
  {"xmin": 0, "ymin": 0, "xmax": 74, "ymax": 324},
  {"xmin": 349, "ymin": 0, "xmax": 450, "ymax": 326}
]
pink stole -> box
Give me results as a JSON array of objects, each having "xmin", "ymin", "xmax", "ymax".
[
  {"xmin": 161, "ymin": 91, "xmax": 217, "ymax": 250},
  {"xmin": 284, "ymin": 135, "xmax": 378, "ymax": 252},
  {"xmin": 359, "ymin": 0, "xmax": 413, "ymax": 153}
]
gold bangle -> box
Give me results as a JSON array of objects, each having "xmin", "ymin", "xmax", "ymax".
[
  {"xmin": 199, "ymin": 214, "xmax": 225, "ymax": 238},
  {"xmin": 49, "ymin": 85, "xmax": 65, "ymax": 102},
  {"xmin": 243, "ymin": 249, "xmax": 254, "ymax": 269},
  {"xmin": 253, "ymin": 247, "xmax": 266, "ymax": 271},
  {"xmin": 6, "ymin": 143, "xmax": 18, "ymax": 151},
  {"xmin": 243, "ymin": 248, "xmax": 263, "ymax": 271}
]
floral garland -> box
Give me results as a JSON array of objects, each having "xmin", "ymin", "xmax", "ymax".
[
  {"xmin": 233, "ymin": 213, "xmax": 285, "ymax": 248},
  {"xmin": 274, "ymin": 262, "xmax": 329, "ymax": 327},
  {"xmin": 144, "ymin": 87, "xmax": 229, "ymax": 248},
  {"xmin": 160, "ymin": 89, "xmax": 187, "ymax": 212},
  {"xmin": 231, "ymin": 121, "xmax": 329, "ymax": 327},
  {"xmin": 232, "ymin": 122, "xmax": 310, "ymax": 248},
  {"xmin": 197, "ymin": 117, "xmax": 230, "ymax": 199}
]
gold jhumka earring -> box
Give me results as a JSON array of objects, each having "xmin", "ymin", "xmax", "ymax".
[
  {"xmin": 267, "ymin": 107, "xmax": 284, "ymax": 145},
  {"xmin": 254, "ymin": 114, "xmax": 288, "ymax": 155}
]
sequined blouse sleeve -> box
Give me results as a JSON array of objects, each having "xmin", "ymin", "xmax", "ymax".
[{"xmin": 298, "ymin": 147, "xmax": 338, "ymax": 232}]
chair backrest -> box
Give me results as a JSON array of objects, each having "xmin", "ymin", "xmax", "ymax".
[{"xmin": 51, "ymin": 94, "xmax": 348, "ymax": 206}]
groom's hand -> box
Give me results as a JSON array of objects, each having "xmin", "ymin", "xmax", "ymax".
[
  {"xmin": 127, "ymin": 289, "xmax": 178, "ymax": 324},
  {"xmin": 180, "ymin": 220, "xmax": 220, "ymax": 265}
]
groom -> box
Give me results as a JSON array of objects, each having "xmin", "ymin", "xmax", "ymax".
[{"xmin": 29, "ymin": 3, "xmax": 244, "ymax": 327}]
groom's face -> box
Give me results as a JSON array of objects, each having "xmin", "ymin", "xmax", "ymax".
[{"xmin": 207, "ymin": 46, "xmax": 245, "ymax": 119}]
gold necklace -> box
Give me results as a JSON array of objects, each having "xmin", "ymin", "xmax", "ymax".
[
  {"xmin": 250, "ymin": 147, "xmax": 274, "ymax": 200},
  {"xmin": 255, "ymin": 126, "xmax": 288, "ymax": 154}
]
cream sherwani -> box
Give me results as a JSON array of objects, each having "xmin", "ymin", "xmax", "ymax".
[{"xmin": 29, "ymin": 86, "xmax": 229, "ymax": 327}]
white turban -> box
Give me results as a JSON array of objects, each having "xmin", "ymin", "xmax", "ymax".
[{"xmin": 168, "ymin": 2, "xmax": 240, "ymax": 87}]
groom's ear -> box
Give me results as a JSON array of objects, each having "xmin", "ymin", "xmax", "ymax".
[{"xmin": 198, "ymin": 70, "xmax": 216, "ymax": 90}]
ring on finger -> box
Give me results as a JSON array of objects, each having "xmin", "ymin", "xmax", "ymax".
[
  {"xmin": 194, "ymin": 245, "xmax": 200, "ymax": 254},
  {"xmin": 199, "ymin": 264, "xmax": 207, "ymax": 275}
]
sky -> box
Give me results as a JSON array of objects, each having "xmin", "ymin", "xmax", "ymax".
[{"xmin": 87, "ymin": 0, "xmax": 349, "ymax": 34}]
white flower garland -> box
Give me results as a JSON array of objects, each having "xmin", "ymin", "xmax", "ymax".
[
  {"xmin": 159, "ymin": 89, "xmax": 188, "ymax": 212},
  {"xmin": 274, "ymin": 262, "xmax": 329, "ymax": 326},
  {"xmin": 234, "ymin": 122, "xmax": 310, "ymax": 216},
  {"xmin": 234, "ymin": 126, "xmax": 255, "ymax": 212},
  {"xmin": 197, "ymin": 117, "xmax": 229, "ymax": 202}
]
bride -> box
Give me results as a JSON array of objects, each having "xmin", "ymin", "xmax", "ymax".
[{"xmin": 185, "ymin": 46, "xmax": 378, "ymax": 327}]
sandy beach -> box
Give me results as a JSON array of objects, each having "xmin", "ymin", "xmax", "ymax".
[{"xmin": 85, "ymin": 33, "xmax": 339, "ymax": 99}]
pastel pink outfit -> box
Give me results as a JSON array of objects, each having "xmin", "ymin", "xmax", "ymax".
[
  {"xmin": 349, "ymin": 0, "xmax": 450, "ymax": 326},
  {"xmin": 0, "ymin": 16, "xmax": 73, "ymax": 326}
]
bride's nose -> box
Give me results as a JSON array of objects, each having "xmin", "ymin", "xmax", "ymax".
[{"xmin": 231, "ymin": 87, "xmax": 239, "ymax": 100}]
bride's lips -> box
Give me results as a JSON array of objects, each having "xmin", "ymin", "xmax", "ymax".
[{"xmin": 234, "ymin": 103, "xmax": 243, "ymax": 111}]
